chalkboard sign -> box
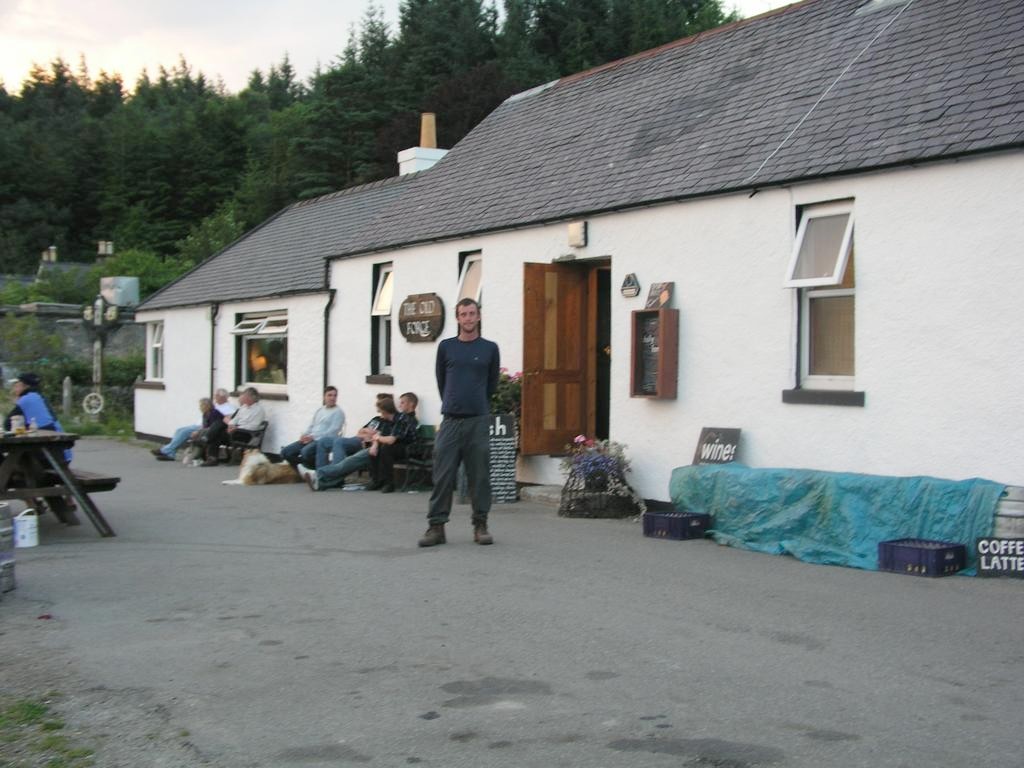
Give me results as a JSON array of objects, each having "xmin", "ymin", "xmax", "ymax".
[
  {"xmin": 489, "ymin": 414, "xmax": 519, "ymax": 503},
  {"xmin": 976, "ymin": 538, "xmax": 1024, "ymax": 578},
  {"xmin": 693, "ymin": 427, "xmax": 741, "ymax": 464},
  {"xmin": 398, "ymin": 293, "xmax": 445, "ymax": 342}
]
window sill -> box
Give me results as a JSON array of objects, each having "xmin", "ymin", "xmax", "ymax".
[
  {"xmin": 233, "ymin": 389, "xmax": 289, "ymax": 402},
  {"xmin": 782, "ymin": 389, "xmax": 865, "ymax": 407},
  {"xmin": 135, "ymin": 381, "xmax": 166, "ymax": 391},
  {"xmin": 365, "ymin": 374, "xmax": 394, "ymax": 385}
]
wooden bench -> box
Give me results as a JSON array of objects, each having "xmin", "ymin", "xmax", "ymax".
[
  {"xmin": 395, "ymin": 424, "xmax": 436, "ymax": 491},
  {"xmin": 35, "ymin": 468, "xmax": 120, "ymax": 534},
  {"xmin": 221, "ymin": 421, "xmax": 269, "ymax": 465},
  {"xmin": 46, "ymin": 468, "xmax": 121, "ymax": 494}
]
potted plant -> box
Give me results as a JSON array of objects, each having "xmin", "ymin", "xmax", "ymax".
[
  {"xmin": 558, "ymin": 435, "xmax": 646, "ymax": 518},
  {"xmin": 490, "ymin": 368, "xmax": 522, "ymax": 418}
]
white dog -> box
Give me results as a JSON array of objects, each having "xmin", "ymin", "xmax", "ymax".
[{"xmin": 222, "ymin": 449, "xmax": 301, "ymax": 486}]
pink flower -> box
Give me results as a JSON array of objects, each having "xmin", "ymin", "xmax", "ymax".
[{"xmin": 573, "ymin": 434, "xmax": 587, "ymax": 444}]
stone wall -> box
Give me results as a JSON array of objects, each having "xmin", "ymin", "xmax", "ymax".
[{"xmin": 0, "ymin": 302, "xmax": 143, "ymax": 360}]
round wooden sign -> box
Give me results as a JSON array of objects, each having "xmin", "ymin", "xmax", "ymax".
[{"xmin": 398, "ymin": 293, "xmax": 445, "ymax": 342}]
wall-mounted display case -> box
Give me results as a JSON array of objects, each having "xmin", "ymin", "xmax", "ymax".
[{"xmin": 630, "ymin": 308, "xmax": 678, "ymax": 399}]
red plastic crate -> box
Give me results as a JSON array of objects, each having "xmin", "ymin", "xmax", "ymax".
[
  {"xmin": 643, "ymin": 511, "xmax": 711, "ymax": 540},
  {"xmin": 878, "ymin": 538, "xmax": 966, "ymax": 577}
]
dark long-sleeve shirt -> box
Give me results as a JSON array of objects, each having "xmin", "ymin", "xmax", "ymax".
[
  {"xmin": 391, "ymin": 412, "xmax": 419, "ymax": 444},
  {"xmin": 435, "ymin": 336, "xmax": 500, "ymax": 417}
]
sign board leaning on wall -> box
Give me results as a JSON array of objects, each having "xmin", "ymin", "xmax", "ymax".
[
  {"xmin": 694, "ymin": 428, "xmax": 741, "ymax": 465},
  {"xmin": 399, "ymin": 293, "xmax": 445, "ymax": 342}
]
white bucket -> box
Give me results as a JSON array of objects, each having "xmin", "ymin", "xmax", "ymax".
[{"xmin": 13, "ymin": 509, "xmax": 38, "ymax": 548}]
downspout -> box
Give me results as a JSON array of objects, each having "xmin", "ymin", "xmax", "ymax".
[
  {"xmin": 209, "ymin": 302, "xmax": 220, "ymax": 395},
  {"xmin": 323, "ymin": 256, "xmax": 336, "ymax": 389}
]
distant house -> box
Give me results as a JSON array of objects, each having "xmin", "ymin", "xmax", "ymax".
[{"xmin": 134, "ymin": 0, "xmax": 1024, "ymax": 499}]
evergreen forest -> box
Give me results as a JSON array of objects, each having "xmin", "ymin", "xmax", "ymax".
[{"xmin": 0, "ymin": 0, "xmax": 737, "ymax": 303}]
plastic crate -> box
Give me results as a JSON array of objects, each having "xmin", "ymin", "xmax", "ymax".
[
  {"xmin": 878, "ymin": 538, "xmax": 966, "ymax": 577},
  {"xmin": 643, "ymin": 511, "xmax": 711, "ymax": 540}
]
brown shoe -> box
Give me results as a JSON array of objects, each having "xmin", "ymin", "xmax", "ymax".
[
  {"xmin": 418, "ymin": 524, "xmax": 446, "ymax": 547},
  {"xmin": 473, "ymin": 522, "xmax": 494, "ymax": 545}
]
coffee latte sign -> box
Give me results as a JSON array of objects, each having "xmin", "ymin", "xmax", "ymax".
[{"xmin": 398, "ymin": 293, "xmax": 445, "ymax": 342}]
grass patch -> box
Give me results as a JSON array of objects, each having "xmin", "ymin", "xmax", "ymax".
[
  {"xmin": 62, "ymin": 415, "xmax": 136, "ymax": 439},
  {"xmin": 0, "ymin": 695, "xmax": 95, "ymax": 767},
  {"xmin": 0, "ymin": 700, "xmax": 48, "ymax": 726}
]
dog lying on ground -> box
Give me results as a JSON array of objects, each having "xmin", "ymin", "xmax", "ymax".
[{"xmin": 222, "ymin": 449, "xmax": 302, "ymax": 486}]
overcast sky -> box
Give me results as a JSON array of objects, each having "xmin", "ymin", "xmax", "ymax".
[{"xmin": 0, "ymin": 0, "xmax": 792, "ymax": 94}]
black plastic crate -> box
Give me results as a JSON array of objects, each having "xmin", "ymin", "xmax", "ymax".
[
  {"xmin": 878, "ymin": 538, "xmax": 966, "ymax": 577},
  {"xmin": 643, "ymin": 511, "xmax": 711, "ymax": 540}
]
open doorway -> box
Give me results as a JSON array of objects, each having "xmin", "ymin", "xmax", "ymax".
[{"xmin": 521, "ymin": 259, "xmax": 611, "ymax": 454}]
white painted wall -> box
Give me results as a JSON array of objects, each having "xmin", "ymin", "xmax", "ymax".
[
  {"xmin": 135, "ymin": 293, "xmax": 332, "ymax": 453},
  {"xmin": 331, "ymin": 152, "xmax": 1024, "ymax": 498},
  {"xmin": 141, "ymin": 151, "xmax": 1024, "ymax": 500},
  {"xmin": 134, "ymin": 306, "xmax": 211, "ymax": 437}
]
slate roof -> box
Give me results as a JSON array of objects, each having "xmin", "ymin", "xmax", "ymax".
[{"xmin": 141, "ymin": 0, "xmax": 1024, "ymax": 310}]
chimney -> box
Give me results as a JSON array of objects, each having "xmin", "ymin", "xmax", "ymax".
[{"xmin": 398, "ymin": 113, "xmax": 448, "ymax": 175}]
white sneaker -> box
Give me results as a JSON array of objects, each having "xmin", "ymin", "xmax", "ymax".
[{"xmin": 298, "ymin": 466, "xmax": 318, "ymax": 491}]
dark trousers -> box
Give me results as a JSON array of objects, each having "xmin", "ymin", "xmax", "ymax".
[
  {"xmin": 204, "ymin": 421, "xmax": 252, "ymax": 460},
  {"xmin": 428, "ymin": 415, "xmax": 491, "ymax": 525},
  {"xmin": 368, "ymin": 442, "xmax": 407, "ymax": 485}
]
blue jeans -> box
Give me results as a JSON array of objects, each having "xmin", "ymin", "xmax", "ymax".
[
  {"xmin": 161, "ymin": 424, "xmax": 200, "ymax": 457},
  {"xmin": 316, "ymin": 448, "xmax": 371, "ymax": 490},
  {"xmin": 314, "ymin": 435, "xmax": 362, "ymax": 468},
  {"xmin": 281, "ymin": 439, "xmax": 318, "ymax": 468}
]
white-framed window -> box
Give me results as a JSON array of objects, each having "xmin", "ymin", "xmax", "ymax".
[
  {"xmin": 231, "ymin": 311, "xmax": 288, "ymax": 387},
  {"xmin": 146, "ymin": 321, "xmax": 164, "ymax": 381},
  {"xmin": 371, "ymin": 264, "xmax": 393, "ymax": 374},
  {"xmin": 785, "ymin": 202, "xmax": 854, "ymax": 288},
  {"xmin": 787, "ymin": 201, "xmax": 855, "ymax": 389},
  {"xmin": 457, "ymin": 251, "xmax": 482, "ymax": 305}
]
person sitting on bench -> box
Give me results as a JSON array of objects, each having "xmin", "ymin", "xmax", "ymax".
[
  {"xmin": 280, "ymin": 386, "xmax": 345, "ymax": 469},
  {"xmin": 300, "ymin": 396, "xmax": 399, "ymax": 491},
  {"xmin": 201, "ymin": 387, "xmax": 266, "ymax": 467},
  {"xmin": 5, "ymin": 372, "xmax": 71, "ymax": 463},
  {"xmin": 365, "ymin": 392, "xmax": 419, "ymax": 493},
  {"xmin": 152, "ymin": 396, "xmax": 226, "ymax": 461},
  {"xmin": 311, "ymin": 392, "xmax": 391, "ymax": 469}
]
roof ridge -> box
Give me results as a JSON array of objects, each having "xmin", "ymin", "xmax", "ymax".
[{"xmin": 557, "ymin": 0, "xmax": 809, "ymax": 88}]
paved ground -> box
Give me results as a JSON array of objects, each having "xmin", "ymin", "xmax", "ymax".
[{"xmin": 1, "ymin": 438, "xmax": 1023, "ymax": 767}]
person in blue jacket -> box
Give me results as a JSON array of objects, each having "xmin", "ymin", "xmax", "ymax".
[{"xmin": 5, "ymin": 372, "xmax": 71, "ymax": 463}]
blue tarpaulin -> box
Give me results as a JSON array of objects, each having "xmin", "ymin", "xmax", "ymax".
[{"xmin": 668, "ymin": 464, "xmax": 1005, "ymax": 575}]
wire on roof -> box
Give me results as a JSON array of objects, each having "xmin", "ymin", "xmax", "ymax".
[{"xmin": 742, "ymin": 0, "xmax": 917, "ymax": 186}]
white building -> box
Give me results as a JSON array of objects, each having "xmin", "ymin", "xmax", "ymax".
[{"xmin": 135, "ymin": 0, "xmax": 1024, "ymax": 501}]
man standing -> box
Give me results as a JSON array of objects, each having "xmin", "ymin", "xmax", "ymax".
[
  {"xmin": 419, "ymin": 298, "xmax": 500, "ymax": 547},
  {"xmin": 280, "ymin": 386, "xmax": 345, "ymax": 469}
]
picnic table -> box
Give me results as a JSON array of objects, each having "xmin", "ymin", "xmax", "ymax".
[{"xmin": 0, "ymin": 430, "xmax": 117, "ymax": 537}]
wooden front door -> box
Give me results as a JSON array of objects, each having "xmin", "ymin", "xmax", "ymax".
[{"xmin": 521, "ymin": 262, "xmax": 590, "ymax": 455}]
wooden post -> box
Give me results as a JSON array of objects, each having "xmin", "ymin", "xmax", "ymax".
[{"xmin": 62, "ymin": 376, "xmax": 72, "ymax": 417}]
